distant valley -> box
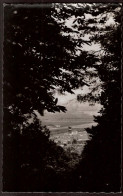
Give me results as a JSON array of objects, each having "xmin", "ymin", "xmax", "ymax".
[
  {"xmin": 35, "ymin": 99, "xmax": 101, "ymax": 154},
  {"xmin": 38, "ymin": 99, "xmax": 101, "ymax": 133}
]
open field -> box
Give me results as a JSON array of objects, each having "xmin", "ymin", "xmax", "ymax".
[
  {"xmin": 49, "ymin": 123, "xmax": 97, "ymax": 155},
  {"xmin": 39, "ymin": 100, "xmax": 99, "ymax": 151},
  {"xmin": 49, "ymin": 122, "xmax": 97, "ymax": 136}
]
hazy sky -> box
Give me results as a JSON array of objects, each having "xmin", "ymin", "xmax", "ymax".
[{"xmin": 55, "ymin": 86, "xmax": 89, "ymax": 105}]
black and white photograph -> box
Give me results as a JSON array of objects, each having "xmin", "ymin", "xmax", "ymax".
[{"xmin": 2, "ymin": 2, "xmax": 122, "ymax": 193}]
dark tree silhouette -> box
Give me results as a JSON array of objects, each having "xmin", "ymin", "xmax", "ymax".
[
  {"xmin": 4, "ymin": 4, "xmax": 94, "ymax": 115},
  {"xmin": 3, "ymin": 3, "xmax": 121, "ymax": 192},
  {"xmin": 3, "ymin": 4, "xmax": 94, "ymax": 191},
  {"xmin": 70, "ymin": 3, "xmax": 121, "ymax": 192}
]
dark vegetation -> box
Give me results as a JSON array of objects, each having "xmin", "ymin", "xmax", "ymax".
[
  {"xmin": 3, "ymin": 3, "xmax": 121, "ymax": 192},
  {"xmin": 70, "ymin": 4, "xmax": 121, "ymax": 192}
]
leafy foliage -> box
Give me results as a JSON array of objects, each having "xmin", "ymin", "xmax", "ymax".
[
  {"xmin": 70, "ymin": 3, "xmax": 121, "ymax": 192},
  {"xmin": 3, "ymin": 112, "xmax": 80, "ymax": 191},
  {"xmin": 4, "ymin": 4, "xmax": 94, "ymax": 115},
  {"xmin": 3, "ymin": 4, "xmax": 91, "ymax": 191},
  {"xmin": 3, "ymin": 3, "xmax": 122, "ymax": 192}
]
